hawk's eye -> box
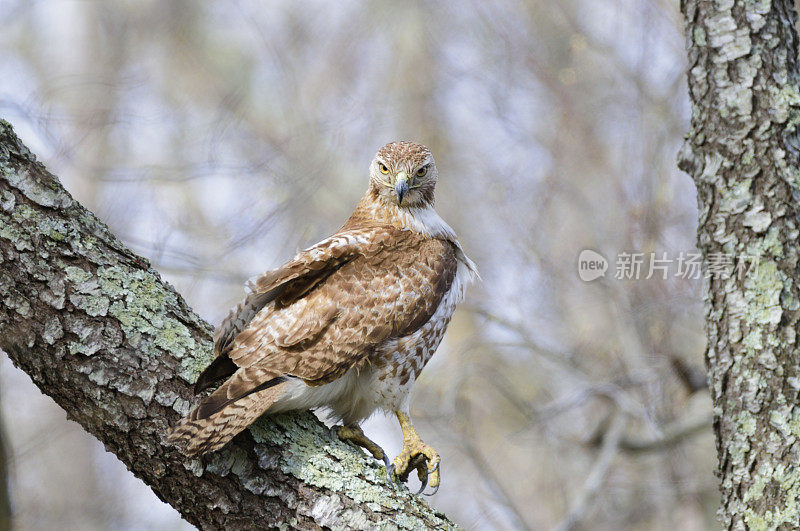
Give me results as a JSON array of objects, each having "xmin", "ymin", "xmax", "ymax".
[
  {"xmin": 416, "ymin": 166, "xmax": 428, "ymax": 177},
  {"xmin": 379, "ymin": 163, "xmax": 389, "ymax": 174}
]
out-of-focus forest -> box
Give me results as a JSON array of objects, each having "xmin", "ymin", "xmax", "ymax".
[{"xmin": 0, "ymin": 1, "xmax": 714, "ymax": 529}]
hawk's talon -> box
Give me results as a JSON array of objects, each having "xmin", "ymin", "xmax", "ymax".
[
  {"xmin": 391, "ymin": 411, "xmax": 441, "ymax": 494},
  {"xmin": 423, "ymin": 482, "xmax": 440, "ymax": 496},
  {"xmin": 416, "ymin": 470, "xmax": 428, "ymax": 495},
  {"xmin": 384, "ymin": 456, "xmax": 396, "ymax": 485}
]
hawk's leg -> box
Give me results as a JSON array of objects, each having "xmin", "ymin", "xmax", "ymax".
[
  {"xmin": 332, "ymin": 425, "xmax": 391, "ymax": 469},
  {"xmin": 388, "ymin": 411, "xmax": 441, "ymax": 495}
]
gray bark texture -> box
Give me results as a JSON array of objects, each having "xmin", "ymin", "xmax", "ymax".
[
  {"xmin": 679, "ymin": 0, "xmax": 800, "ymax": 528},
  {"xmin": 0, "ymin": 120, "xmax": 456, "ymax": 530}
]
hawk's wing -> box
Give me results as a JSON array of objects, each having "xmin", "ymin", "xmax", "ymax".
[
  {"xmin": 229, "ymin": 226, "xmax": 457, "ymax": 383},
  {"xmin": 169, "ymin": 226, "xmax": 457, "ymax": 455},
  {"xmin": 212, "ymin": 228, "xmax": 385, "ymax": 360}
]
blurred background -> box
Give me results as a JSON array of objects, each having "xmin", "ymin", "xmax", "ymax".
[{"xmin": 0, "ymin": 0, "xmax": 715, "ymax": 529}]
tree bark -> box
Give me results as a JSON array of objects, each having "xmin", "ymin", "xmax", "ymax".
[
  {"xmin": 0, "ymin": 120, "xmax": 456, "ymax": 530},
  {"xmin": 679, "ymin": 0, "xmax": 800, "ymax": 528}
]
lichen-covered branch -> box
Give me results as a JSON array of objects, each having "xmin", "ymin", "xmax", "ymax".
[
  {"xmin": 678, "ymin": 0, "xmax": 800, "ymax": 527},
  {"xmin": 0, "ymin": 120, "xmax": 456, "ymax": 530}
]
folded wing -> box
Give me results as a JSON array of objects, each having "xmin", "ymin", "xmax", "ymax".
[{"xmin": 169, "ymin": 226, "xmax": 457, "ymax": 455}]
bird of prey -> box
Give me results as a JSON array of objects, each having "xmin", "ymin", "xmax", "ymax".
[{"xmin": 168, "ymin": 141, "xmax": 477, "ymax": 494}]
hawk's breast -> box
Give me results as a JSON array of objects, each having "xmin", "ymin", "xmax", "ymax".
[{"xmin": 364, "ymin": 240, "xmax": 471, "ymax": 411}]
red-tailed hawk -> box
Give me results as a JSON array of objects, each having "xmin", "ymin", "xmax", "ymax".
[{"xmin": 168, "ymin": 141, "xmax": 477, "ymax": 494}]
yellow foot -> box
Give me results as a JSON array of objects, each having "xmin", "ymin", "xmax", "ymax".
[
  {"xmin": 389, "ymin": 411, "xmax": 441, "ymax": 495},
  {"xmin": 332, "ymin": 424, "xmax": 391, "ymax": 469}
]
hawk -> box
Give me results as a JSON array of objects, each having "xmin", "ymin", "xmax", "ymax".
[{"xmin": 168, "ymin": 141, "xmax": 477, "ymax": 494}]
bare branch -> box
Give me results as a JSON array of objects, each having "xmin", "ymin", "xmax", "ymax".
[
  {"xmin": 554, "ymin": 413, "xmax": 626, "ymax": 531},
  {"xmin": 617, "ymin": 413, "xmax": 711, "ymax": 454}
]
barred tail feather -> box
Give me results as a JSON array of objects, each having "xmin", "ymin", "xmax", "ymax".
[{"xmin": 167, "ymin": 381, "xmax": 289, "ymax": 456}]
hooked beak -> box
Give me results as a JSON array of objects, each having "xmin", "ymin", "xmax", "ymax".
[{"xmin": 394, "ymin": 171, "xmax": 409, "ymax": 205}]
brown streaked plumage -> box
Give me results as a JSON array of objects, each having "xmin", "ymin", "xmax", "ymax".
[{"xmin": 167, "ymin": 141, "xmax": 477, "ymax": 492}]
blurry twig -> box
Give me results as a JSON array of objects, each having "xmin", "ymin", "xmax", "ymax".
[
  {"xmin": 553, "ymin": 413, "xmax": 626, "ymax": 531},
  {"xmin": 586, "ymin": 408, "xmax": 711, "ymax": 454},
  {"xmin": 617, "ymin": 413, "xmax": 712, "ymax": 453},
  {"xmin": 464, "ymin": 305, "xmax": 575, "ymax": 364},
  {"xmin": 468, "ymin": 356, "xmax": 653, "ymax": 431},
  {"xmin": 668, "ymin": 355, "xmax": 708, "ymax": 394},
  {"xmin": 455, "ymin": 393, "xmax": 535, "ymax": 531}
]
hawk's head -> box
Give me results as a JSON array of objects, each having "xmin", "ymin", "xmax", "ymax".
[{"xmin": 369, "ymin": 141, "xmax": 438, "ymax": 208}]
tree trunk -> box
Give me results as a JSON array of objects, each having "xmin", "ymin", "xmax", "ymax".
[
  {"xmin": 0, "ymin": 120, "xmax": 456, "ymax": 530},
  {"xmin": 679, "ymin": 0, "xmax": 800, "ymax": 528}
]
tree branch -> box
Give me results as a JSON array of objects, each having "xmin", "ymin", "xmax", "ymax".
[
  {"xmin": 554, "ymin": 412, "xmax": 626, "ymax": 531},
  {"xmin": 617, "ymin": 413, "xmax": 711, "ymax": 454},
  {"xmin": 0, "ymin": 120, "xmax": 456, "ymax": 530}
]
